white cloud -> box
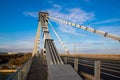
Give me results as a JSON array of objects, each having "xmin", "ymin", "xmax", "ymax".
[
  {"xmin": 97, "ymin": 26, "xmax": 120, "ymax": 36},
  {"xmin": 15, "ymin": 40, "xmax": 33, "ymax": 48},
  {"xmin": 23, "ymin": 11, "xmax": 38, "ymax": 18},
  {"xmin": 93, "ymin": 18, "xmax": 120, "ymax": 24},
  {"xmin": 0, "ymin": 48, "xmax": 32, "ymax": 52},
  {"xmin": 0, "ymin": 40, "xmax": 33, "ymax": 49},
  {"xmin": 59, "ymin": 24, "xmax": 85, "ymax": 36},
  {"xmin": 0, "ymin": 38, "xmax": 34, "ymax": 52},
  {"xmin": 23, "ymin": 5, "xmax": 94, "ymax": 36},
  {"xmin": 23, "ymin": 6, "xmax": 94, "ymax": 24},
  {"xmin": 47, "ymin": 6, "xmax": 94, "ymax": 36},
  {"xmin": 48, "ymin": 8, "xmax": 94, "ymax": 24},
  {"xmin": 52, "ymin": 4, "xmax": 61, "ymax": 10}
]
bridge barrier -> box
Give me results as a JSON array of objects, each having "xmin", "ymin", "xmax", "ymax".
[
  {"xmin": 62, "ymin": 57, "xmax": 101, "ymax": 80},
  {"xmin": 7, "ymin": 57, "xmax": 33, "ymax": 80},
  {"xmin": 61, "ymin": 55, "xmax": 120, "ymax": 80}
]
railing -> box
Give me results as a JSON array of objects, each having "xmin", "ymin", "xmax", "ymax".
[
  {"xmin": 7, "ymin": 57, "xmax": 33, "ymax": 80},
  {"xmin": 61, "ymin": 56, "xmax": 120, "ymax": 80}
]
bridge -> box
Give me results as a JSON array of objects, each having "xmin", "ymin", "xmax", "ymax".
[{"xmin": 7, "ymin": 12, "xmax": 120, "ymax": 80}]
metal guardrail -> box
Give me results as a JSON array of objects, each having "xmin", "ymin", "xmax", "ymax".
[{"xmin": 7, "ymin": 57, "xmax": 33, "ymax": 80}]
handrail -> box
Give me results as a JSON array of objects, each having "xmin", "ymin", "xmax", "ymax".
[{"xmin": 7, "ymin": 57, "xmax": 33, "ymax": 80}]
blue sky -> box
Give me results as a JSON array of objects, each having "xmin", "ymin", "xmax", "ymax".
[{"xmin": 0, "ymin": 0, "xmax": 120, "ymax": 53}]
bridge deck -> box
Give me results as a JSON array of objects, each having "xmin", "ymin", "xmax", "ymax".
[
  {"xmin": 26, "ymin": 55, "xmax": 83, "ymax": 80},
  {"xmin": 26, "ymin": 56, "xmax": 47, "ymax": 80}
]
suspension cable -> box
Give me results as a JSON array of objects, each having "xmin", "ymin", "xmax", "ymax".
[
  {"xmin": 47, "ymin": 19, "xmax": 70, "ymax": 54},
  {"xmin": 48, "ymin": 16, "xmax": 120, "ymax": 42}
]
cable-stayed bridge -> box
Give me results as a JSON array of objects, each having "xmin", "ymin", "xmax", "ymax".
[{"xmin": 7, "ymin": 12, "xmax": 120, "ymax": 80}]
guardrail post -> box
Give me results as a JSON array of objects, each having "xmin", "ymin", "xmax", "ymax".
[
  {"xmin": 18, "ymin": 71, "xmax": 21, "ymax": 80},
  {"xmin": 64, "ymin": 57, "xmax": 67, "ymax": 64},
  {"xmin": 74, "ymin": 58, "xmax": 78, "ymax": 72},
  {"xmin": 94, "ymin": 61, "xmax": 101, "ymax": 80}
]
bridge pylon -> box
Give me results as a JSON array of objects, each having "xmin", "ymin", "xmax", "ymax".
[{"xmin": 38, "ymin": 12, "xmax": 83, "ymax": 80}]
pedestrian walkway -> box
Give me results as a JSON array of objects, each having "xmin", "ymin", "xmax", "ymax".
[{"xmin": 26, "ymin": 56, "xmax": 47, "ymax": 80}]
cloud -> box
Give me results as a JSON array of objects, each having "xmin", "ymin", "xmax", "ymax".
[
  {"xmin": 23, "ymin": 5, "xmax": 94, "ymax": 24},
  {"xmin": 97, "ymin": 26, "xmax": 120, "ymax": 36},
  {"xmin": 48, "ymin": 8, "xmax": 94, "ymax": 24},
  {"xmin": 59, "ymin": 24, "xmax": 85, "ymax": 36},
  {"xmin": 93, "ymin": 18, "xmax": 120, "ymax": 24},
  {"xmin": 0, "ymin": 38, "xmax": 34, "ymax": 52},
  {"xmin": 0, "ymin": 48, "xmax": 32, "ymax": 52},
  {"xmin": 63, "ymin": 41, "xmax": 104, "ymax": 46},
  {"xmin": 0, "ymin": 40, "xmax": 33, "ymax": 49},
  {"xmin": 23, "ymin": 11, "xmax": 38, "ymax": 18},
  {"xmin": 23, "ymin": 4, "xmax": 94, "ymax": 36},
  {"xmin": 52, "ymin": 4, "xmax": 61, "ymax": 10},
  {"xmin": 15, "ymin": 40, "xmax": 33, "ymax": 48},
  {"xmin": 47, "ymin": 5, "xmax": 94, "ymax": 36},
  {"xmin": 56, "ymin": 41, "xmax": 120, "ymax": 54},
  {"xmin": 76, "ymin": 48, "xmax": 120, "ymax": 54}
]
